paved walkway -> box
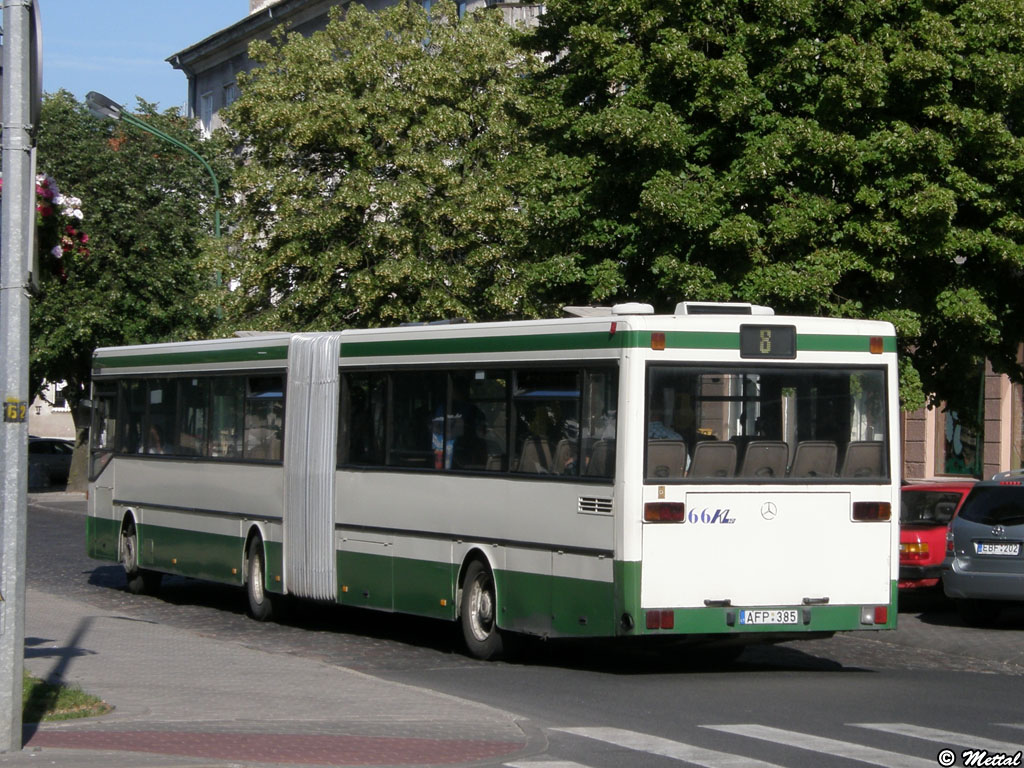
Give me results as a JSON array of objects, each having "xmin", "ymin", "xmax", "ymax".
[{"xmin": 5, "ymin": 588, "xmax": 530, "ymax": 767}]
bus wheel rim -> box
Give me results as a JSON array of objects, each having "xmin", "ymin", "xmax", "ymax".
[
  {"xmin": 469, "ymin": 574, "xmax": 494, "ymax": 642},
  {"xmin": 251, "ymin": 551, "xmax": 264, "ymax": 604}
]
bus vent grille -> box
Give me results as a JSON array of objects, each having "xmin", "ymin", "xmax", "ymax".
[{"xmin": 578, "ymin": 496, "xmax": 613, "ymax": 515}]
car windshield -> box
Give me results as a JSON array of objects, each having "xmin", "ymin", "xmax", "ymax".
[
  {"xmin": 958, "ymin": 485, "xmax": 1024, "ymax": 527},
  {"xmin": 901, "ymin": 490, "xmax": 964, "ymax": 525}
]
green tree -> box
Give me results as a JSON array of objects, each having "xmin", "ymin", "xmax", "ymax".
[
  {"xmin": 527, "ymin": 0, "xmax": 1024, "ymax": 411},
  {"xmin": 31, "ymin": 91, "xmax": 230, "ymax": 487},
  {"xmin": 214, "ymin": 0, "xmax": 570, "ymax": 329}
]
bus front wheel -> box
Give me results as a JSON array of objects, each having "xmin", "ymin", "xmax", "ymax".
[
  {"xmin": 121, "ymin": 521, "xmax": 161, "ymax": 595},
  {"xmin": 246, "ymin": 538, "xmax": 275, "ymax": 621},
  {"xmin": 460, "ymin": 559, "xmax": 503, "ymax": 660}
]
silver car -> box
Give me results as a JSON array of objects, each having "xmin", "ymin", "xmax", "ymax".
[{"xmin": 943, "ymin": 471, "xmax": 1024, "ymax": 625}]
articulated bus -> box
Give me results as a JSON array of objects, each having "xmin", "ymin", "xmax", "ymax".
[{"xmin": 86, "ymin": 302, "xmax": 899, "ymax": 659}]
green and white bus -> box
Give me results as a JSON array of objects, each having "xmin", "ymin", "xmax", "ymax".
[{"xmin": 86, "ymin": 302, "xmax": 899, "ymax": 659}]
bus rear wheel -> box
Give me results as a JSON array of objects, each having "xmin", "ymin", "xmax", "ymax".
[
  {"xmin": 121, "ymin": 521, "xmax": 161, "ymax": 595},
  {"xmin": 460, "ymin": 559, "xmax": 503, "ymax": 660},
  {"xmin": 246, "ymin": 538, "xmax": 275, "ymax": 621}
]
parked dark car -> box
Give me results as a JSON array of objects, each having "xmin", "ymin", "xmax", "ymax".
[
  {"xmin": 899, "ymin": 480, "xmax": 975, "ymax": 589},
  {"xmin": 943, "ymin": 471, "xmax": 1024, "ymax": 625},
  {"xmin": 28, "ymin": 437, "xmax": 74, "ymax": 488}
]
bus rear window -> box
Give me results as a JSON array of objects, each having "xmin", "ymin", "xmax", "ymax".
[{"xmin": 645, "ymin": 365, "xmax": 888, "ymax": 482}]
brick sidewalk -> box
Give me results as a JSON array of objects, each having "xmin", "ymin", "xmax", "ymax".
[{"xmin": 25, "ymin": 729, "xmax": 522, "ymax": 765}]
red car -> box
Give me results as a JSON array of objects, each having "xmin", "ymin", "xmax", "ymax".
[{"xmin": 899, "ymin": 480, "xmax": 975, "ymax": 589}]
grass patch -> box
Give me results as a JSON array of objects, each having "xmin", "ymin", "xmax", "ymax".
[{"xmin": 23, "ymin": 672, "xmax": 112, "ymax": 723}]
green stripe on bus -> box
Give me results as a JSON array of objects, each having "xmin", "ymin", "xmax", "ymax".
[
  {"xmin": 137, "ymin": 522, "xmax": 245, "ymax": 586},
  {"xmin": 340, "ymin": 331, "xmax": 632, "ymax": 358},
  {"xmin": 86, "ymin": 516, "xmax": 120, "ymax": 562},
  {"xmin": 340, "ymin": 330, "xmax": 897, "ymax": 358},
  {"xmin": 798, "ymin": 334, "xmax": 898, "ymax": 353},
  {"xmin": 93, "ymin": 329, "xmax": 896, "ymax": 370},
  {"xmin": 93, "ymin": 345, "xmax": 288, "ymax": 371}
]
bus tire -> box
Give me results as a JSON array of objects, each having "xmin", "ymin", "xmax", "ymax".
[
  {"xmin": 246, "ymin": 537, "xmax": 275, "ymax": 621},
  {"xmin": 460, "ymin": 559, "xmax": 503, "ymax": 660},
  {"xmin": 121, "ymin": 520, "xmax": 161, "ymax": 595}
]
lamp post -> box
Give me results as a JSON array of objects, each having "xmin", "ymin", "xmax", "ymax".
[{"xmin": 85, "ymin": 91, "xmax": 221, "ymax": 238}]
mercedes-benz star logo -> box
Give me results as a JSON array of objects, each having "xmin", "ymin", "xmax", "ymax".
[{"xmin": 761, "ymin": 502, "xmax": 778, "ymax": 521}]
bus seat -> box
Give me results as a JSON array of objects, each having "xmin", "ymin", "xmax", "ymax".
[
  {"xmin": 840, "ymin": 441, "xmax": 885, "ymax": 478},
  {"xmin": 585, "ymin": 440, "xmax": 614, "ymax": 477},
  {"xmin": 646, "ymin": 440, "xmax": 686, "ymax": 479},
  {"xmin": 516, "ymin": 437, "xmax": 552, "ymax": 473},
  {"xmin": 688, "ymin": 441, "xmax": 737, "ymax": 478},
  {"xmin": 738, "ymin": 440, "xmax": 788, "ymax": 478},
  {"xmin": 553, "ymin": 438, "xmax": 578, "ymax": 475},
  {"xmin": 788, "ymin": 441, "xmax": 837, "ymax": 478}
]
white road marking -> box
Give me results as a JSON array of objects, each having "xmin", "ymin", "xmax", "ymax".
[
  {"xmin": 854, "ymin": 722, "xmax": 1024, "ymax": 755},
  {"xmin": 554, "ymin": 726, "xmax": 785, "ymax": 767},
  {"xmin": 704, "ymin": 724, "xmax": 935, "ymax": 768}
]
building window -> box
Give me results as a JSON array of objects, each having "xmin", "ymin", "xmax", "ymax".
[
  {"xmin": 224, "ymin": 82, "xmax": 240, "ymax": 108},
  {"xmin": 200, "ymin": 92, "xmax": 214, "ymax": 138}
]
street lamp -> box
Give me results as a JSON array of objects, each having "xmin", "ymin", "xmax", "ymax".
[{"xmin": 85, "ymin": 91, "xmax": 221, "ymax": 238}]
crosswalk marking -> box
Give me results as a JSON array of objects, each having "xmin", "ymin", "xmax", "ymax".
[
  {"xmin": 554, "ymin": 726, "xmax": 784, "ymax": 768},
  {"xmin": 854, "ymin": 723, "xmax": 1024, "ymax": 755},
  {"xmin": 704, "ymin": 724, "xmax": 935, "ymax": 768}
]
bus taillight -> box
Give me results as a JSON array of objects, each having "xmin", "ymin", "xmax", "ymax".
[
  {"xmin": 852, "ymin": 502, "xmax": 891, "ymax": 521},
  {"xmin": 644, "ymin": 502, "xmax": 685, "ymax": 522},
  {"xmin": 646, "ymin": 609, "xmax": 675, "ymax": 630}
]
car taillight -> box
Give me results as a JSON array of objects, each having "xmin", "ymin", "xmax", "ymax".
[
  {"xmin": 899, "ymin": 542, "xmax": 929, "ymax": 563},
  {"xmin": 853, "ymin": 501, "xmax": 891, "ymax": 521},
  {"xmin": 644, "ymin": 502, "xmax": 685, "ymax": 522},
  {"xmin": 946, "ymin": 526, "xmax": 955, "ymax": 553}
]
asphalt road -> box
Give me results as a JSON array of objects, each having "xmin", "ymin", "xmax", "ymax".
[{"xmin": 27, "ymin": 493, "xmax": 1024, "ymax": 768}]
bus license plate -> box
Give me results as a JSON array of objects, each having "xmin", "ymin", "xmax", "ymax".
[
  {"xmin": 740, "ymin": 609, "xmax": 799, "ymax": 626},
  {"xmin": 975, "ymin": 541, "xmax": 1021, "ymax": 556}
]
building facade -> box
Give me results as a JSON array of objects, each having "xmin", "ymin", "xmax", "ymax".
[{"xmin": 903, "ymin": 360, "xmax": 1024, "ymax": 482}]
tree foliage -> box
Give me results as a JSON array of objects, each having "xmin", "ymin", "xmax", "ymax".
[
  {"xmin": 527, "ymin": 0, "xmax": 1024, "ymax": 412},
  {"xmin": 214, "ymin": 0, "xmax": 571, "ymax": 329},
  {"xmin": 31, "ymin": 91, "xmax": 229, "ymax": 475}
]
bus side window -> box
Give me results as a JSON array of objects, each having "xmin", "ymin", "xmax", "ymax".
[
  {"xmin": 582, "ymin": 369, "xmax": 617, "ymax": 479},
  {"xmin": 448, "ymin": 370, "xmax": 508, "ymax": 472},
  {"xmin": 146, "ymin": 379, "xmax": 178, "ymax": 455},
  {"xmin": 179, "ymin": 378, "xmax": 210, "ymax": 457},
  {"xmin": 244, "ymin": 375, "xmax": 284, "ymax": 461},
  {"xmin": 512, "ymin": 369, "xmax": 579, "ymax": 475},
  {"xmin": 211, "ymin": 377, "xmax": 244, "ymax": 458},
  {"xmin": 120, "ymin": 380, "xmax": 146, "ymax": 455},
  {"xmin": 389, "ymin": 372, "xmax": 446, "ymax": 469},
  {"xmin": 342, "ymin": 372, "xmax": 386, "ymax": 466}
]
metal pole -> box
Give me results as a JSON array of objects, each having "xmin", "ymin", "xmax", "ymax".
[{"xmin": 0, "ymin": 0, "xmax": 34, "ymax": 752}]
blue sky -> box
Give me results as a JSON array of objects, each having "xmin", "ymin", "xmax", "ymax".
[{"xmin": 42, "ymin": 1, "xmax": 248, "ymax": 113}]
